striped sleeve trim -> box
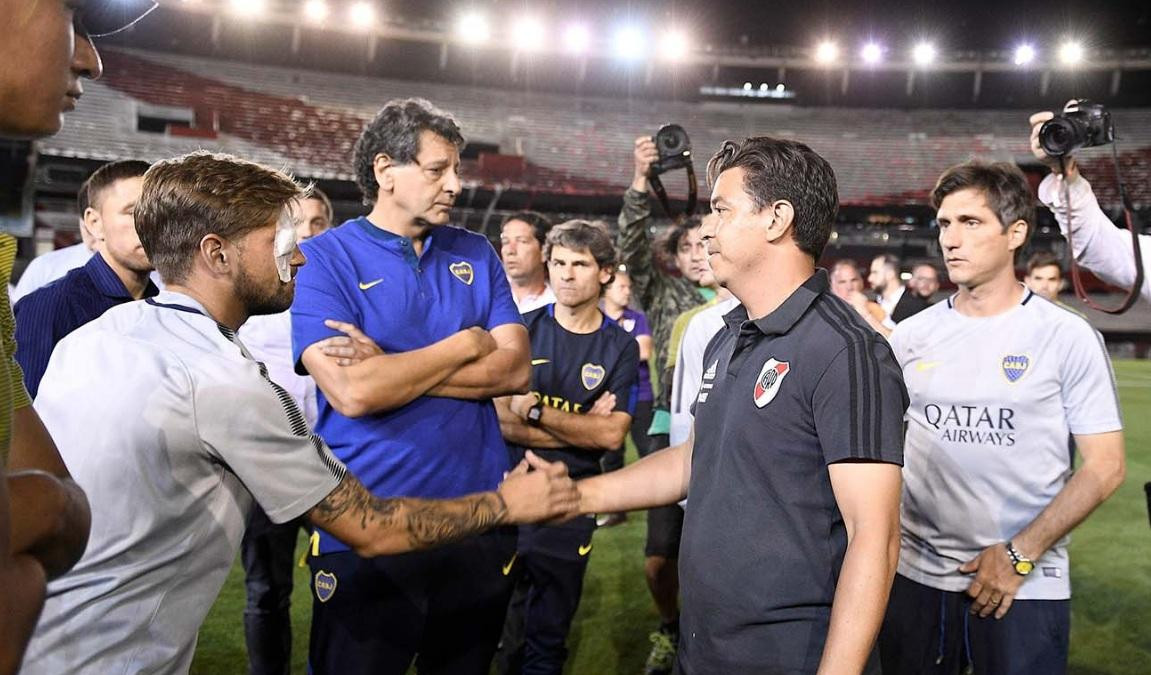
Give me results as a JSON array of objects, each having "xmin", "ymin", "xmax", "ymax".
[{"xmin": 815, "ymin": 300, "xmax": 886, "ymax": 461}]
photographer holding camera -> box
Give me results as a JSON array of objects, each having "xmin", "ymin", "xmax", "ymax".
[{"xmin": 1030, "ymin": 102, "xmax": 1151, "ymax": 304}]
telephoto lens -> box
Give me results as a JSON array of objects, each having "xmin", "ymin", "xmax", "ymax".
[{"xmin": 1038, "ymin": 100, "xmax": 1114, "ymax": 157}]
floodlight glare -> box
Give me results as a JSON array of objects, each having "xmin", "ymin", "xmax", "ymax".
[
  {"xmin": 347, "ymin": 1, "xmax": 375, "ymax": 27},
  {"xmin": 456, "ymin": 11, "xmax": 491, "ymax": 45},
  {"xmin": 303, "ymin": 0, "xmax": 329, "ymax": 23},
  {"xmin": 614, "ymin": 25, "xmax": 645, "ymax": 60},
  {"xmin": 230, "ymin": 0, "xmax": 264, "ymax": 17},
  {"xmin": 660, "ymin": 29, "xmax": 690, "ymax": 61},
  {"xmin": 1059, "ymin": 41, "xmax": 1084, "ymax": 65},
  {"xmin": 1013, "ymin": 44, "xmax": 1036, "ymax": 66},
  {"xmin": 563, "ymin": 24, "xmax": 591, "ymax": 55},
  {"xmin": 815, "ymin": 41, "xmax": 839, "ymax": 64},
  {"xmin": 742, "ymin": 82, "xmax": 752, "ymax": 90},
  {"xmin": 912, "ymin": 42, "xmax": 936, "ymax": 66},
  {"xmin": 861, "ymin": 42, "xmax": 883, "ymax": 64},
  {"xmin": 759, "ymin": 83, "xmax": 768, "ymax": 91},
  {"xmin": 511, "ymin": 16, "xmax": 545, "ymax": 52}
]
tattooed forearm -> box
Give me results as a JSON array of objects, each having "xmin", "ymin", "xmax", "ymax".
[{"xmin": 307, "ymin": 474, "xmax": 508, "ymax": 555}]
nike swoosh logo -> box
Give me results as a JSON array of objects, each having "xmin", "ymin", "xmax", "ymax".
[
  {"xmin": 502, "ymin": 552, "xmax": 517, "ymax": 576},
  {"xmin": 531, "ymin": 358, "xmax": 550, "ymax": 366},
  {"xmin": 358, "ymin": 279, "xmax": 384, "ymax": 291},
  {"xmin": 578, "ymin": 543, "xmax": 593, "ymax": 556},
  {"xmin": 915, "ymin": 361, "xmax": 942, "ymax": 372}
]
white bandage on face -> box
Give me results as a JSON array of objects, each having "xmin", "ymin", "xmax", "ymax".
[{"xmin": 274, "ymin": 206, "xmax": 298, "ymax": 283}]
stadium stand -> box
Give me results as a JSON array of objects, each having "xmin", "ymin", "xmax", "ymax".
[{"xmin": 39, "ymin": 48, "xmax": 1151, "ymax": 207}]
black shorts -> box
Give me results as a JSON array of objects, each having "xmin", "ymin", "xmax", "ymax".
[
  {"xmin": 640, "ymin": 435, "xmax": 683, "ymax": 559},
  {"xmin": 307, "ymin": 527, "xmax": 517, "ymax": 675},
  {"xmin": 879, "ymin": 573, "xmax": 1070, "ymax": 675}
]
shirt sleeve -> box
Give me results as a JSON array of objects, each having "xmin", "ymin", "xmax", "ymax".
[
  {"xmin": 290, "ymin": 245, "xmax": 356, "ymax": 375},
  {"xmin": 1038, "ymin": 173, "xmax": 1151, "ymax": 304},
  {"xmin": 12, "ymin": 290, "xmax": 67, "ymax": 400},
  {"xmin": 1059, "ymin": 319, "xmax": 1123, "ymax": 436},
  {"xmin": 813, "ymin": 338, "xmax": 908, "ymax": 466},
  {"xmin": 606, "ymin": 338, "xmax": 640, "ymax": 416},
  {"xmin": 193, "ymin": 362, "xmax": 347, "ymax": 524},
  {"xmin": 633, "ymin": 310, "xmax": 652, "ymax": 337},
  {"xmin": 482, "ymin": 239, "xmax": 524, "ymax": 331}
]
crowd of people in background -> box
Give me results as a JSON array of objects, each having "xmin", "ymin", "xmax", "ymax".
[{"xmin": 1, "ymin": 2, "xmax": 1143, "ymax": 675}]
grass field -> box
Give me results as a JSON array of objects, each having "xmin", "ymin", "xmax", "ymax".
[{"xmin": 191, "ymin": 359, "xmax": 1151, "ymax": 674}]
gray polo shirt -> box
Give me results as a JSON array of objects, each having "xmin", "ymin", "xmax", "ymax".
[
  {"xmin": 21, "ymin": 291, "xmax": 346, "ymax": 675},
  {"xmin": 680, "ymin": 270, "xmax": 908, "ymax": 674}
]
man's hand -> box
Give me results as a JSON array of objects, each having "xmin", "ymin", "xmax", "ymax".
[
  {"xmin": 632, "ymin": 135, "xmax": 660, "ymax": 192},
  {"xmin": 586, "ymin": 391, "xmax": 616, "ymax": 417},
  {"xmin": 1029, "ymin": 109, "xmax": 1079, "ymax": 180},
  {"xmin": 508, "ymin": 393, "xmax": 537, "ymax": 418},
  {"xmin": 316, "ymin": 319, "xmax": 385, "ymax": 366},
  {"xmin": 960, "ymin": 542, "xmax": 1027, "ymax": 619},
  {"xmin": 498, "ymin": 451, "xmax": 579, "ymax": 523}
]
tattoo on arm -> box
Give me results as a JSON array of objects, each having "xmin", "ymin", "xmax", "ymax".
[{"xmin": 310, "ymin": 475, "xmax": 509, "ymax": 550}]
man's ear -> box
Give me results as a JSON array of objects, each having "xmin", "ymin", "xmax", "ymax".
[
  {"xmin": 199, "ymin": 234, "xmax": 230, "ymax": 275},
  {"xmin": 83, "ymin": 207, "xmax": 103, "ymax": 241},
  {"xmin": 1006, "ymin": 219, "xmax": 1029, "ymax": 253},
  {"xmin": 763, "ymin": 200, "xmax": 796, "ymax": 245},
  {"xmin": 373, "ymin": 154, "xmax": 395, "ymax": 194}
]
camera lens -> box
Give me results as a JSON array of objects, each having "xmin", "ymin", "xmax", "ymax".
[{"xmin": 1039, "ymin": 118, "xmax": 1081, "ymax": 157}]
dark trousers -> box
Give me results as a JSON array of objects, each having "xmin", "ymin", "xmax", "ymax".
[
  {"xmin": 308, "ymin": 527, "xmax": 517, "ymax": 675},
  {"xmin": 601, "ymin": 399, "xmax": 654, "ymax": 473},
  {"xmin": 241, "ymin": 506, "xmax": 305, "ymax": 675},
  {"xmin": 879, "ymin": 573, "xmax": 1070, "ymax": 675},
  {"xmin": 497, "ymin": 519, "xmax": 596, "ymax": 675}
]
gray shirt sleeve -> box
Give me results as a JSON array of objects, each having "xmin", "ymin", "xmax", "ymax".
[
  {"xmin": 193, "ymin": 364, "xmax": 347, "ymax": 524},
  {"xmin": 1059, "ymin": 319, "xmax": 1123, "ymax": 436}
]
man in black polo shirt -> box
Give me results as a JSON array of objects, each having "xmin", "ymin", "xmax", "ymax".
[
  {"xmin": 576, "ymin": 137, "xmax": 907, "ymax": 674},
  {"xmin": 495, "ymin": 220, "xmax": 638, "ymax": 674}
]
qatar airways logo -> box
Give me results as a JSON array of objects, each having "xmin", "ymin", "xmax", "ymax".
[{"xmin": 924, "ymin": 404, "xmax": 1016, "ymax": 446}]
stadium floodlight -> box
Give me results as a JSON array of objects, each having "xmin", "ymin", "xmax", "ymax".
[
  {"xmin": 563, "ymin": 23, "xmax": 591, "ymax": 55},
  {"xmin": 912, "ymin": 42, "xmax": 936, "ymax": 66},
  {"xmin": 347, "ymin": 1, "xmax": 375, "ymax": 27},
  {"xmin": 814, "ymin": 41, "xmax": 838, "ymax": 65},
  {"xmin": 1013, "ymin": 44, "xmax": 1036, "ymax": 66},
  {"xmin": 861, "ymin": 42, "xmax": 883, "ymax": 65},
  {"xmin": 456, "ymin": 11, "xmax": 491, "ymax": 45},
  {"xmin": 230, "ymin": 0, "xmax": 264, "ymax": 17},
  {"xmin": 303, "ymin": 0, "xmax": 329, "ymax": 23},
  {"xmin": 1059, "ymin": 41, "xmax": 1084, "ymax": 65},
  {"xmin": 742, "ymin": 82, "xmax": 752, "ymax": 90},
  {"xmin": 614, "ymin": 25, "xmax": 645, "ymax": 60},
  {"xmin": 660, "ymin": 29, "xmax": 690, "ymax": 61},
  {"xmin": 511, "ymin": 16, "xmax": 545, "ymax": 52}
]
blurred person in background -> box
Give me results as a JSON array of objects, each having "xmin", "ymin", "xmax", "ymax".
[{"xmin": 501, "ymin": 211, "xmax": 556, "ymax": 313}]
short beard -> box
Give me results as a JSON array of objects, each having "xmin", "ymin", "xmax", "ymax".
[{"xmin": 234, "ymin": 264, "xmax": 293, "ymax": 317}]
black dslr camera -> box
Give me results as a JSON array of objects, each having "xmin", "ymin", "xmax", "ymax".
[
  {"xmin": 649, "ymin": 124, "xmax": 692, "ymax": 176},
  {"xmin": 1038, "ymin": 100, "xmax": 1114, "ymax": 157}
]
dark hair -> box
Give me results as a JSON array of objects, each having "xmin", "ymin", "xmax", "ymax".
[
  {"xmin": 135, "ymin": 152, "xmax": 305, "ymax": 285},
  {"xmin": 931, "ymin": 161, "xmax": 1035, "ymax": 255},
  {"xmin": 545, "ymin": 219, "xmax": 618, "ymax": 286},
  {"xmin": 663, "ymin": 216, "xmax": 704, "ymax": 259},
  {"xmin": 306, "ymin": 186, "xmax": 333, "ymax": 222},
  {"xmin": 83, "ymin": 160, "xmax": 151, "ymax": 211},
  {"xmin": 1026, "ymin": 251, "xmax": 1063, "ymax": 277},
  {"xmin": 353, "ymin": 98, "xmax": 464, "ymax": 205},
  {"xmin": 873, "ymin": 253, "xmax": 901, "ymax": 275},
  {"xmin": 911, "ymin": 262, "xmax": 939, "ymax": 278},
  {"xmin": 706, "ymin": 136, "xmax": 839, "ymax": 259},
  {"xmin": 501, "ymin": 211, "xmax": 553, "ymax": 245}
]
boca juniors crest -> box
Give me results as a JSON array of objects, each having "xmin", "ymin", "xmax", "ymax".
[
  {"xmin": 449, "ymin": 261, "xmax": 474, "ymax": 285},
  {"xmin": 314, "ymin": 570, "xmax": 338, "ymax": 603},
  {"xmin": 1001, "ymin": 354, "xmax": 1030, "ymax": 383},
  {"xmin": 753, "ymin": 358, "xmax": 790, "ymax": 408},
  {"xmin": 581, "ymin": 363, "xmax": 606, "ymax": 390}
]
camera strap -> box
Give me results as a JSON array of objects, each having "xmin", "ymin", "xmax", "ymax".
[
  {"xmin": 648, "ymin": 164, "xmax": 698, "ymax": 221},
  {"xmin": 1059, "ymin": 147, "xmax": 1145, "ymax": 315}
]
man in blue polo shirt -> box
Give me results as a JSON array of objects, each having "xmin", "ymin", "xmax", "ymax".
[
  {"xmin": 292, "ymin": 97, "xmax": 532, "ymax": 674},
  {"xmin": 15, "ymin": 159, "xmax": 158, "ymax": 398},
  {"xmin": 574, "ymin": 137, "xmax": 907, "ymax": 673}
]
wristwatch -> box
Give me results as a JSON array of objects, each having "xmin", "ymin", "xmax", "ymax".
[
  {"xmin": 1005, "ymin": 541, "xmax": 1034, "ymax": 576},
  {"xmin": 526, "ymin": 400, "xmax": 545, "ymax": 427}
]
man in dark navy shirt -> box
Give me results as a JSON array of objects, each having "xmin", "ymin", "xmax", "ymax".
[
  {"xmin": 495, "ymin": 221, "xmax": 638, "ymax": 675},
  {"xmin": 575, "ymin": 137, "xmax": 907, "ymax": 674},
  {"xmin": 15, "ymin": 160, "xmax": 158, "ymax": 397}
]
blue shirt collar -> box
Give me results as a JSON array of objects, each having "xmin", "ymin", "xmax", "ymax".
[
  {"xmin": 85, "ymin": 252, "xmax": 160, "ymax": 300},
  {"xmin": 353, "ymin": 217, "xmax": 433, "ymax": 268}
]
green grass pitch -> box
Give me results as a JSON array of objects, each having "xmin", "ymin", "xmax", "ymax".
[{"xmin": 191, "ymin": 359, "xmax": 1151, "ymax": 674}]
